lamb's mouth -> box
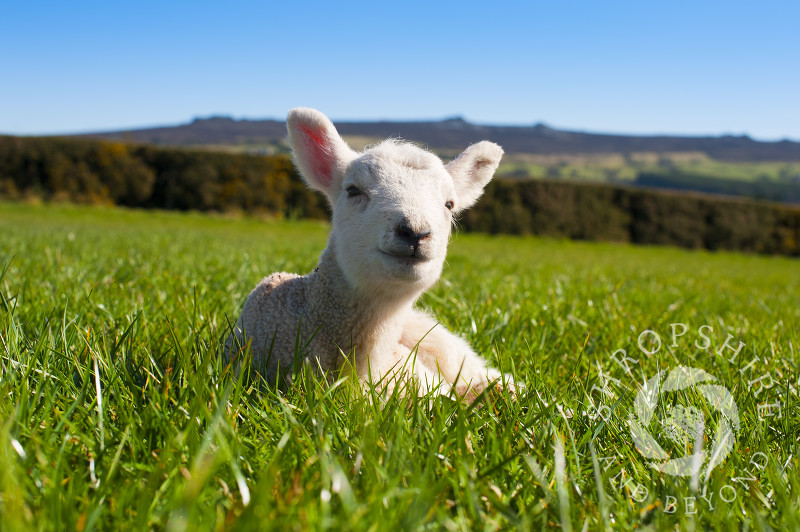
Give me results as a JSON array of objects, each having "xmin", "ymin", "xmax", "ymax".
[{"xmin": 379, "ymin": 249, "xmax": 430, "ymax": 265}]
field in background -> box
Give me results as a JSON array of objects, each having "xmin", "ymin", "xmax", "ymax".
[
  {"xmin": 173, "ymin": 140, "xmax": 800, "ymax": 204},
  {"xmin": 198, "ymin": 135, "xmax": 800, "ymax": 186},
  {"xmin": 1, "ymin": 203, "xmax": 798, "ymax": 529},
  {"xmin": 496, "ymin": 151, "xmax": 800, "ymax": 184}
]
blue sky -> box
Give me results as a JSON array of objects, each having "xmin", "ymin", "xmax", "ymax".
[{"xmin": 2, "ymin": 0, "xmax": 798, "ymax": 140}]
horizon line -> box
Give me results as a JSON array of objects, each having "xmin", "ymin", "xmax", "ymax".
[{"xmin": 3, "ymin": 114, "xmax": 798, "ymax": 144}]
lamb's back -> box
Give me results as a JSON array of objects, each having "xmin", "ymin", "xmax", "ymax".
[{"xmin": 226, "ymin": 272, "xmax": 306, "ymax": 379}]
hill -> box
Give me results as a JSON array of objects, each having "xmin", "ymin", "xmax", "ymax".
[{"xmin": 79, "ymin": 115, "xmax": 800, "ymax": 162}]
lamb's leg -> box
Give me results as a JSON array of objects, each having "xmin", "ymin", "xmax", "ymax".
[
  {"xmin": 355, "ymin": 330, "xmax": 450, "ymax": 395},
  {"xmin": 400, "ymin": 310, "xmax": 517, "ymax": 398},
  {"xmin": 358, "ymin": 343, "xmax": 448, "ymax": 397}
]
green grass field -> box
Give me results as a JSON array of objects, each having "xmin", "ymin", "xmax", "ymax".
[{"xmin": 1, "ymin": 202, "xmax": 798, "ymax": 530}]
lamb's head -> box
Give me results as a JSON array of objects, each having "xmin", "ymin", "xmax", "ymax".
[{"xmin": 287, "ymin": 107, "xmax": 503, "ymax": 295}]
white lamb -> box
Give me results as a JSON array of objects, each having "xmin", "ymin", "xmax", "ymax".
[{"xmin": 226, "ymin": 108, "xmax": 512, "ymax": 398}]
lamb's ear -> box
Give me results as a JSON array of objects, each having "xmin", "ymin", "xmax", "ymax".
[
  {"xmin": 445, "ymin": 141, "xmax": 503, "ymax": 212},
  {"xmin": 287, "ymin": 108, "xmax": 357, "ymax": 202}
]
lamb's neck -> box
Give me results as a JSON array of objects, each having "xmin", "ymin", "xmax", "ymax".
[{"xmin": 307, "ymin": 242, "xmax": 415, "ymax": 347}]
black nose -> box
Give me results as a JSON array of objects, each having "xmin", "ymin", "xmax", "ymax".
[{"xmin": 396, "ymin": 223, "xmax": 431, "ymax": 246}]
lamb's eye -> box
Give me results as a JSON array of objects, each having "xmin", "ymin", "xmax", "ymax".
[
  {"xmin": 445, "ymin": 200, "xmax": 454, "ymax": 211},
  {"xmin": 347, "ymin": 186, "xmax": 363, "ymax": 198}
]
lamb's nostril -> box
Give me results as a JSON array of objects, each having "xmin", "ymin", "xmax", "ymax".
[
  {"xmin": 396, "ymin": 224, "xmax": 431, "ymax": 246},
  {"xmin": 397, "ymin": 224, "xmax": 415, "ymax": 242}
]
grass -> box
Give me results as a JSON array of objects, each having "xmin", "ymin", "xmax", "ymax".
[{"xmin": 0, "ymin": 202, "xmax": 798, "ymax": 530}]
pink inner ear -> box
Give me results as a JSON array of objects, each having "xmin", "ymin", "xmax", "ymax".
[{"xmin": 298, "ymin": 124, "xmax": 334, "ymax": 187}]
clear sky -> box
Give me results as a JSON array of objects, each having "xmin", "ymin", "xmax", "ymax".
[{"xmin": 2, "ymin": 0, "xmax": 798, "ymax": 140}]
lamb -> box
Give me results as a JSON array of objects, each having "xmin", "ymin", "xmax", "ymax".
[{"xmin": 225, "ymin": 108, "xmax": 513, "ymax": 398}]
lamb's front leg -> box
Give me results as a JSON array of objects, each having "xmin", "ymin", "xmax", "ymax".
[
  {"xmin": 356, "ymin": 335, "xmax": 449, "ymax": 397},
  {"xmin": 400, "ymin": 310, "xmax": 516, "ymax": 399}
]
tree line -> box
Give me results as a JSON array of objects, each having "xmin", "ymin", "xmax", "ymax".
[
  {"xmin": 462, "ymin": 179, "xmax": 799, "ymax": 255},
  {"xmin": 0, "ymin": 135, "xmax": 327, "ymax": 218},
  {"xmin": 1, "ymin": 135, "xmax": 798, "ymax": 256}
]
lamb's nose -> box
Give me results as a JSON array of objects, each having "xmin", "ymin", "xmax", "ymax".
[{"xmin": 396, "ymin": 223, "xmax": 431, "ymax": 246}]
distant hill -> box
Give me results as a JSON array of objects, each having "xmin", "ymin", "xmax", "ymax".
[
  {"xmin": 79, "ymin": 116, "xmax": 800, "ymax": 163},
  {"xmin": 78, "ymin": 117, "xmax": 289, "ymax": 150}
]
